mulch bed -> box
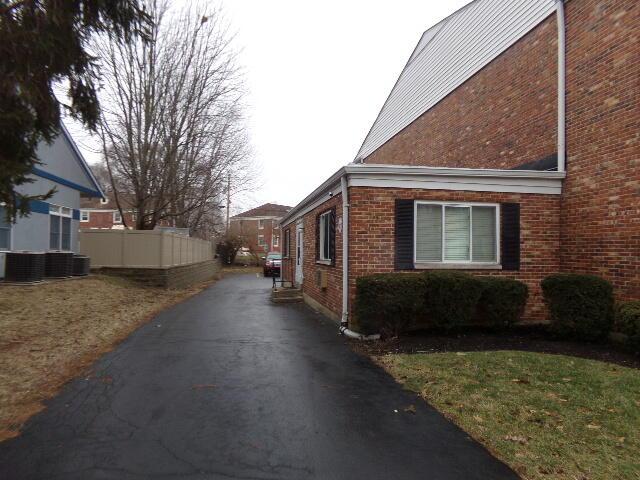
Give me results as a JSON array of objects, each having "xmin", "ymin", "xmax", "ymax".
[{"xmin": 353, "ymin": 325, "xmax": 640, "ymax": 369}]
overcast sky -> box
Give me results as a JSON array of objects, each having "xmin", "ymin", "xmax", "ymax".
[{"xmin": 69, "ymin": 0, "xmax": 470, "ymax": 213}]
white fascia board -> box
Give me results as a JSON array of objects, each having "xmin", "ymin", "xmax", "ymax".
[
  {"xmin": 280, "ymin": 167, "xmax": 346, "ymax": 227},
  {"xmin": 281, "ymin": 164, "xmax": 565, "ymax": 227},
  {"xmin": 344, "ymin": 163, "xmax": 566, "ymax": 179},
  {"xmin": 346, "ymin": 164, "xmax": 564, "ymax": 194},
  {"xmin": 348, "ymin": 176, "xmax": 562, "ymax": 195}
]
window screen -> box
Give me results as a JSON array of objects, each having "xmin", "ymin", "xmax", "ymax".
[
  {"xmin": 319, "ymin": 212, "xmax": 331, "ymax": 261},
  {"xmin": 50, "ymin": 215, "xmax": 61, "ymax": 250},
  {"xmin": 415, "ymin": 204, "xmax": 442, "ymax": 262},
  {"xmin": 444, "ymin": 206, "xmax": 470, "ymax": 261},
  {"xmin": 0, "ymin": 207, "xmax": 10, "ymax": 250},
  {"xmin": 61, "ymin": 217, "xmax": 71, "ymax": 250},
  {"xmin": 415, "ymin": 203, "xmax": 498, "ymax": 264},
  {"xmin": 472, "ymin": 206, "xmax": 497, "ymax": 262}
]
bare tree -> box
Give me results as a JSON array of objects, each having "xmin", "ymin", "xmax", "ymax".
[{"xmin": 95, "ymin": 0, "xmax": 254, "ymax": 236}]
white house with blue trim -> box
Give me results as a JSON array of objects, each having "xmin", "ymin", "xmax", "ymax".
[{"xmin": 0, "ymin": 124, "xmax": 104, "ymax": 276}]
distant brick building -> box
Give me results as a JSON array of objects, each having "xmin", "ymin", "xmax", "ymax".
[
  {"xmin": 229, "ymin": 203, "xmax": 292, "ymax": 254},
  {"xmin": 79, "ymin": 195, "xmax": 134, "ymax": 230},
  {"xmin": 280, "ymin": 0, "xmax": 639, "ymax": 330}
]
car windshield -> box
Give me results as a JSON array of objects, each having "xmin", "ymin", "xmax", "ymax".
[{"xmin": 267, "ymin": 254, "xmax": 281, "ymax": 260}]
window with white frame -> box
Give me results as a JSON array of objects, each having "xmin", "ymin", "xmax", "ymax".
[
  {"xmin": 258, "ymin": 234, "xmax": 266, "ymax": 247},
  {"xmin": 0, "ymin": 206, "xmax": 11, "ymax": 250},
  {"xmin": 415, "ymin": 202, "xmax": 499, "ymax": 264},
  {"xmin": 273, "ymin": 234, "xmax": 279, "ymax": 247},
  {"xmin": 49, "ymin": 204, "xmax": 72, "ymax": 250},
  {"xmin": 80, "ymin": 210, "xmax": 90, "ymax": 222},
  {"xmin": 318, "ymin": 211, "xmax": 332, "ymax": 262},
  {"xmin": 258, "ymin": 219, "xmax": 265, "ymax": 230},
  {"xmin": 113, "ymin": 211, "xmax": 122, "ymax": 223}
]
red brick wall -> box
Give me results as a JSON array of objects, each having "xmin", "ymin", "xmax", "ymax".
[
  {"xmin": 301, "ymin": 195, "xmax": 344, "ymax": 318},
  {"xmin": 283, "ymin": 0, "xmax": 639, "ymax": 330},
  {"xmin": 284, "ymin": 187, "xmax": 560, "ymax": 327},
  {"xmin": 364, "ymin": 15, "xmax": 558, "ymax": 170},
  {"xmin": 348, "ymin": 187, "xmax": 561, "ymax": 325},
  {"xmin": 229, "ymin": 218, "xmax": 282, "ymax": 254},
  {"xmin": 562, "ymin": 0, "xmax": 639, "ymax": 299},
  {"xmin": 80, "ymin": 210, "xmax": 134, "ymax": 229}
]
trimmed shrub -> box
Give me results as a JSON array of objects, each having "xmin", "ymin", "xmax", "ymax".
[
  {"xmin": 541, "ymin": 274, "xmax": 614, "ymax": 341},
  {"xmin": 354, "ymin": 273, "xmax": 426, "ymax": 336},
  {"xmin": 614, "ymin": 301, "xmax": 640, "ymax": 353},
  {"xmin": 477, "ymin": 277, "xmax": 529, "ymax": 329},
  {"xmin": 421, "ymin": 271, "xmax": 483, "ymax": 330}
]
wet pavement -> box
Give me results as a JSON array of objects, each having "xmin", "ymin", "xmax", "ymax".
[{"xmin": 0, "ymin": 273, "xmax": 517, "ymax": 479}]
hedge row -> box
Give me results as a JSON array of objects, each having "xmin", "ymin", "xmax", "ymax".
[
  {"xmin": 355, "ymin": 272, "xmax": 528, "ymax": 336},
  {"xmin": 615, "ymin": 301, "xmax": 640, "ymax": 352},
  {"xmin": 541, "ymin": 273, "xmax": 614, "ymax": 341},
  {"xmin": 355, "ymin": 271, "xmax": 633, "ymax": 344}
]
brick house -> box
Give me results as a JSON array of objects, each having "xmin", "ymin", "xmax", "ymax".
[
  {"xmin": 280, "ymin": 0, "xmax": 639, "ymax": 332},
  {"xmin": 80, "ymin": 194, "xmax": 137, "ymax": 230},
  {"xmin": 229, "ymin": 203, "xmax": 292, "ymax": 254}
]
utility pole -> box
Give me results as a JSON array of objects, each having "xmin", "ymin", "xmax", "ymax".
[{"xmin": 225, "ymin": 172, "xmax": 231, "ymax": 232}]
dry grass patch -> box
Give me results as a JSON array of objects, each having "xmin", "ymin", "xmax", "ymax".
[
  {"xmin": 378, "ymin": 351, "xmax": 640, "ymax": 480},
  {"xmin": 0, "ymin": 275, "xmax": 209, "ymax": 442}
]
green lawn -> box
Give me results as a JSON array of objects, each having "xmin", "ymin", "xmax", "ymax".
[{"xmin": 377, "ymin": 351, "xmax": 640, "ymax": 480}]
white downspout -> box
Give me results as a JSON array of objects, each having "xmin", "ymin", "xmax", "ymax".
[
  {"xmin": 338, "ymin": 173, "xmax": 380, "ymax": 341},
  {"xmin": 556, "ymin": 0, "xmax": 566, "ymax": 173},
  {"xmin": 340, "ymin": 175, "xmax": 349, "ymax": 327}
]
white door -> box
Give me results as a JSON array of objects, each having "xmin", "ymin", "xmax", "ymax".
[{"xmin": 295, "ymin": 223, "xmax": 304, "ymax": 285}]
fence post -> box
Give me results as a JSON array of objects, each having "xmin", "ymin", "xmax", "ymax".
[
  {"xmin": 159, "ymin": 231, "xmax": 164, "ymax": 267},
  {"xmin": 120, "ymin": 230, "xmax": 125, "ymax": 267}
]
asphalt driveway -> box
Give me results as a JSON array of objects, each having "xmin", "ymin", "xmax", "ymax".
[{"xmin": 0, "ymin": 273, "xmax": 517, "ymax": 480}]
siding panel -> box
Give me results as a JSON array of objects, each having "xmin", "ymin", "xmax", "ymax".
[{"xmin": 356, "ymin": 0, "xmax": 556, "ymax": 161}]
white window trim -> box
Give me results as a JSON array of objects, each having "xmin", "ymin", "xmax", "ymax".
[
  {"xmin": 113, "ymin": 211, "xmax": 122, "ymax": 223},
  {"xmin": 273, "ymin": 234, "xmax": 279, "ymax": 247},
  {"xmin": 413, "ymin": 201, "xmax": 501, "ymax": 268},
  {"xmin": 0, "ymin": 220, "xmax": 11, "ymax": 252},
  {"xmin": 258, "ymin": 219, "xmax": 265, "ymax": 230},
  {"xmin": 80, "ymin": 210, "xmax": 90, "ymax": 222},
  {"xmin": 49, "ymin": 204, "xmax": 73, "ymax": 217},
  {"xmin": 49, "ymin": 204, "xmax": 73, "ymax": 251},
  {"xmin": 258, "ymin": 234, "xmax": 266, "ymax": 247},
  {"xmin": 318, "ymin": 211, "xmax": 332, "ymax": 263}
]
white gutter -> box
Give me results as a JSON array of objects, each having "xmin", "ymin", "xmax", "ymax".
[
  {"xmin": 556, "ymin": 0, "xmax": 566, "ymax": 173},
  {"xmin": 340, "ymin": 175, "xmax": 349, "ymax": 327}
]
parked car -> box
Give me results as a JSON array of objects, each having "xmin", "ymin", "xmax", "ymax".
[{"xmin": 263, "ymin": 252, "xmax": 282, "ymax": 277}]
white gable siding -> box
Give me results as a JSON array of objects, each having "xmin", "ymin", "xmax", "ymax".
[{"xmin": 356, "ymin": 0, "xmax": 557, "ymax": 161}]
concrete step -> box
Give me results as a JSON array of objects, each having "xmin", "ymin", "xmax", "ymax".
[
  {"xmin": 272, "ymin": 288, "xmax": 302, "ymax": 298},
  {"xmin": 271, "ymin": 288, "xmax": 303, "ymax": 303},
  {"xmin": 271, "ymin": 296, "xmax": 303, "ymax": 304}
]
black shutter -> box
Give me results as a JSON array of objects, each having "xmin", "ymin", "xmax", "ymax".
[
  {"xmin": 395, "ymin": 199, "xmax": 414, "ymax": 270},
  {"xmin": 315, "ymin": 213, "xmax": 320, "ymax": 261},
  {"xmin": 329, "ymin": 208, "xmax": 336, "ymax": 265},
  {"xmin": 501, "ymin": 203, "xmax": 520, "ymax": 271}
]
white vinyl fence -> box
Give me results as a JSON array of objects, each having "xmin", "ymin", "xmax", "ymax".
[{"xmin": 79, "ymin": 229, "xmax": 213, "ymax": 268}]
